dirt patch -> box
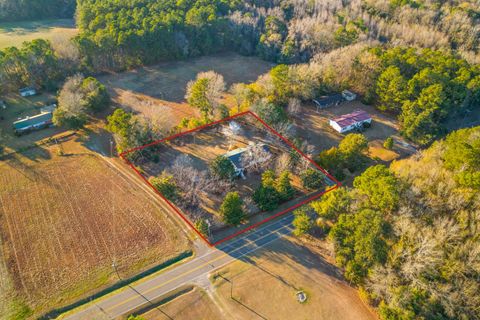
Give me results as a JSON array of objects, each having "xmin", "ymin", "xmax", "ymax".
[
  {"xmin": 0, "ymin": 138, "xmax": 189, "ymax": 316},
  {"xmin": 212, "ymin": 237, "xmax": 378, "ymax": 320}
]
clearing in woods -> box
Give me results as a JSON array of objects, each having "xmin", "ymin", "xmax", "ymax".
[
  {"xmin": 0, "ymin": 137, "xmax": 189, "ymax": 317},
  {"xmin": 0, "ymin": 19, "xmax": 78, "ymax": 49},
  {"xmin": 99, "ymin": 52, "xmax": 275, "ymax": 130}
]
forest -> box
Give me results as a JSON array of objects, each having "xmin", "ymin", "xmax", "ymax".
[
  {"xmin": 0, "ymin": 0, "xmax": 76, "ymax": 22},
  {"xmin": 308, "ymin": 126, "xmax": 480, "ymax": 319},
  {"xmin": 74, "ymin": 0, "xmax": 480, "ymax": 70},
  {"xmin": 0, "ymin": 1, "xmax": 479, "ymax": 319}
]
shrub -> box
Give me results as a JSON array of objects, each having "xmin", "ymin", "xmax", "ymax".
[
  {"xmin": 300, "ymin": 169, "xmax": 324, "ymax": 190},
  {"xmin": 384, "ymin": 137, "xmax": 394, "ymax": 150},
  {"xmin": 210, "ymin": 155, "xmax": 235, "ymax": 180},
  {"xmin": 149, "ymin": 174, "xmax": 179, "ymax": 201},
  {"xmin": 276, "ymin": 171, "xmax": 295, "ymax": 201},
  {"xmin": 293, "ymin": 207, "xmax": 313, "ymax": 236},
  {"xmin": 195, "ymin": 218, "xmax": 209, "ymax": 237},
  {"xmin": 220, "ymin": 192, "xmax": 245, "ymax": 225},
  {"xmin": 252, "ymin": 185, "xmax": 281, "ymax": 211}
]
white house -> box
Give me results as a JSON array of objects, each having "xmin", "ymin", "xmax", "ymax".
[
  {"xmin": 19, "ymin": 87, "xmax": 37, "ymax": 97},
  {"xmin": 329, "ymin": 110, "xmax": 372, "ymax": 133}
]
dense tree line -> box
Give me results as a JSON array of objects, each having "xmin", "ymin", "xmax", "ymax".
[
  {"xmin": 0, "ymin": 0, "xmax": 75, "ymax": 22},
  {"xmin": 307, "ymin": 126, "xmax": 480, "ymax": 319},
  {"xmin": 75, "ymin": 0, "xmax": 480, "ymax": 71}
]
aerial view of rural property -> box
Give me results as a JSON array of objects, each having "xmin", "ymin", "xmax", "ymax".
[{"xmin": 0, "ymin": 1, "xmax": 479, "ymax": 320}]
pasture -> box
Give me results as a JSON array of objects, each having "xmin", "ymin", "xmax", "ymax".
[
  {"xmin": 0, "ymin": 19, "xmax": 78, "ymax": 49},
  {"xmin": 99, "ymin": 52, "xmax": 275, "ymax": 130},
  {"xmin": 0, "ymin": 138, "xmax": 189, "ymax": 316}
]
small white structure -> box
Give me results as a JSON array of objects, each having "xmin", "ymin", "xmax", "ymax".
[
  {"xmin": 19, "ymin": 87, "xmax": 37, "ymax": 97},
  {"xmin": 329, "ymin": 110, "xmax": 372, "ymax": 133},
  {"xmin": 342, "ymin": 90, "xmax": 357, "ymax": 101}
]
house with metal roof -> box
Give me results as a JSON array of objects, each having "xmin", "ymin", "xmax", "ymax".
[
  {"xmin": 13, "ymin": 111, "xmax": 54, "ymax": 134},
  {"xmin": 329, "ymin": 110, "xmax": 371, "ymax": 133},
  {"xmin": 224, "ymin": 143, "xmax": 271, "ymax": 178}
]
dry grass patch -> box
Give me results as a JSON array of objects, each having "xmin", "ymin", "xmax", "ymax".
[
  {"xmin": 0, "ymin": 139, "xmax": 189, "ymax": 316},
  {"xmin": 0, "ymin": 19, "xmax": 78, "ymax": 49},
  {"xmin": 368, "ymin": 140, "xmax": 400, "ymax": 162},
  {"xmin": 212, "ymin": 237, "xmax": 377, "ymax": 320},
  {"xmin": 139, "ymin": 287, "xmax": 223, "ymax": 320}
]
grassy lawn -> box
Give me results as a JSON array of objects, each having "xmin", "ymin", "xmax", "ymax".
[
  {"xmin": 138, "ymin": 287, "xmax": 223, "ymax": 320},
  {"xmin": 0, "ymin": 137, "xmax": 189, "ymax": 317},
  {"xmin": 211, "ymin": 237, "xmax": 377, "ymax": 320},
  {"xmin": 99, "ymin": 52, "xmax": 275, "ymax": 130},
  {"xmin": 0, "ymin": 19, "xmax": 78, "ymax": 49}
]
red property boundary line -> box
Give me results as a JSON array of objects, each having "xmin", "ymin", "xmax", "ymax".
[{"xmin": 120, "ymin": 111, "xmax": 342, "ymax": 247}]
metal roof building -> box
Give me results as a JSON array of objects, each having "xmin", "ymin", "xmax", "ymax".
[
  {"xmin": 329, "ymin": 110, "xmax": 372, "ymax": 133},
  {"xmin": 13, "ymin": 111, "xmax": 53, "ymax": 134}
]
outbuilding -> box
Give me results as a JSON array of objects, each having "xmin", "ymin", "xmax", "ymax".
[
  {"xmin": 19, "ymin": 87, "xmax": 37, "ymax": 97},
  {"xmin": 313, "ymin": 94, "xmax": 344, "ymax": 110},
  {"xmin": 329, "ymin": 110, "xmax": 372, "ymax": 133},
  {"xmin": 13, "ymin": 111, "xmax": 54, "ymax": 134}
]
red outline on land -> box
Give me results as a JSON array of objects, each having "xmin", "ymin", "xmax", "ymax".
[{"xmin": 120, "ymin": 111, "xmax": 341, "ymax": 247}]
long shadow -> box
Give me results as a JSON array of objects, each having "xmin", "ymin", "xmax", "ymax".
[{"xmin": 127, "ymin": 284, "xmax": 174, "ymax": 320}]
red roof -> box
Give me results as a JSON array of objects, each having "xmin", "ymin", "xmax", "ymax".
[{"xmin": 332, "ymin": 110, "xmax": 371, "ymax": 128}]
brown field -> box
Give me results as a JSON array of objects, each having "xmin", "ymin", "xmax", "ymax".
[
  {"xmin": 99, "ymin": 52, "xmax": 275, "ymax": 130},
  {"xmin": 0, "ymin": 138, "xmax": 189, "ymax": 316},
  {"xmin": 212, "ymin": 237, "xmax": 377, "ymax": 320},
  {"xmin": 138, "ymin": 287, "xmax": 223, "ymax": 320},
  {"xmin": 132, "ymin": 113, "xmax": 331, "ymax": 242}
]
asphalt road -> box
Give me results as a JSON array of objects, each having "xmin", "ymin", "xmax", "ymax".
[{"xmin": 64, "ymin": 213, "xmax": 295, "ymax": 320}]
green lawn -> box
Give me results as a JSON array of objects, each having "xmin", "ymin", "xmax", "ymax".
[{"xmin": 0, "ymin": 19, "xmax": 78, "ymax": 49}]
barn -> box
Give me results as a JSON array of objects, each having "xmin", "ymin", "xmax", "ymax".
[{"xmin": 329, "ymin": 110, "xmax": 372, "ymax": 133}]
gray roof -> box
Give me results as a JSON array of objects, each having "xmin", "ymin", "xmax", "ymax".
[
  {"xmin": 314, "ymin": 94, "xmax": 344, "ymax": 106},
  {"xmin": 13, "ymin": 112, "xmax": 53, "ymax": 130}
]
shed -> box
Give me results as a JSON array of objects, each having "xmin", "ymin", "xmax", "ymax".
[
  {"xmin": 342, "ymin": 90, "xmax": 357, "ymax": 101},
  {"xmin": 329, "ymin": 110, "xmax": 372, "ymax": 133},
  {"xmin": 313, "ymin": 94, "xmax": 344, "ymax": 110},
  {"xmin": 13, "ymin": 111, "xmax": 53, "ymax": 134},
  {"xmin": 19, "ymin": 87, "xmax": 37, "ymax": 97}
]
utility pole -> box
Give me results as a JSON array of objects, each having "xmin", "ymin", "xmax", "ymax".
[
  {"xmin": 206, "ymin": 219, "xmax": 212, "ymax": 239},
  {"xmin": 112, "ymin": 261, "xmax": 121, "ymax": 281}
]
